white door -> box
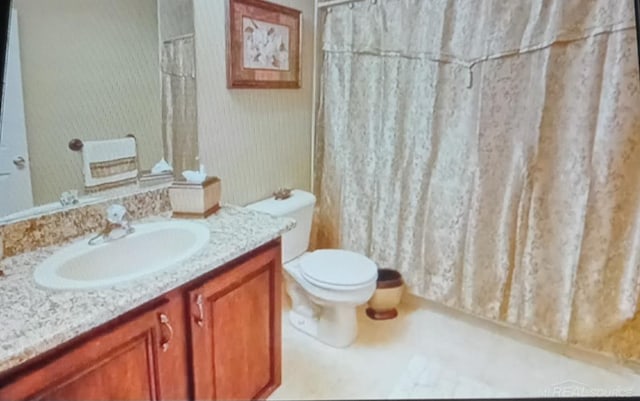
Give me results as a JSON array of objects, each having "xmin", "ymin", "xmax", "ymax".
[{"xmin": 0, "ymin": 9, "xmax": 33, "ymax": 216}]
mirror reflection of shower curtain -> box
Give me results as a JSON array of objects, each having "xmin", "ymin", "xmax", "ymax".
[{"xmin": 162, "ymin": 35, "xmax": 198, "ymax": 175}]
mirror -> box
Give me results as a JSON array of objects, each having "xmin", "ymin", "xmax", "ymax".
[{"xmin": 0, "ymin": 0, "xmax": 197, "ymax": 223}]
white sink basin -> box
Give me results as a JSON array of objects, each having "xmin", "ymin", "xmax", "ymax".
[{"xmin": 34, "ymin": 220, "xmax": 211, "ymax": 290}]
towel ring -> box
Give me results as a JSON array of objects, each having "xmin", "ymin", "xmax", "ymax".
[{"xmin": 68, "ymin": 134, "xmax": 136, "ymax": 152}]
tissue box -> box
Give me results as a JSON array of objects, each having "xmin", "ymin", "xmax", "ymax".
[{"xmin": 169, "ymin": 176, "xmax": 221, "ymax": 219}]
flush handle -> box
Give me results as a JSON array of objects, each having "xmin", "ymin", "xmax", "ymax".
[
  {"xmin": 159, "ymin": 313, "xmax": 173, "ymax": 352},
  {"xmin": 194, "ymin": 294, "xmax": 205, "ymax": 327},
  {"xmin": 13, "ymin": 156, "xmax": 26, "ymax": 168}
]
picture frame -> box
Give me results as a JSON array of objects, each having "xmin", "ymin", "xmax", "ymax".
[{"xmin": 226, "ymin": 0, "xmax": 302, "ymax": 89}]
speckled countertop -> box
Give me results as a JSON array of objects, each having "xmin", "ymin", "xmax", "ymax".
[{"xmin": 0, "ymin": 205, "xmax": 295, "ymax": 373}]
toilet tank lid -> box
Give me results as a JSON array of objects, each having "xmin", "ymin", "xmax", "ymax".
[{"xmin": 245, "ymin": 189, "xmax": 316, "ymax": 216}]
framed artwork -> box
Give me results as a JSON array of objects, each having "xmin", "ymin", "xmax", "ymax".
[{"xmin": 226, "ymin": 0, "xmax": 302, "ymax": 89}]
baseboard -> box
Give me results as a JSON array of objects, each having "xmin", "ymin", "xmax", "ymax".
[{"xmin": 401, "ymin": 293, "xmax": 640, "ymax": 376}]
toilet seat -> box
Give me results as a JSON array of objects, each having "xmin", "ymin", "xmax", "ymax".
[{"xmin": 300, "ymin": 249, "xmax": 378, "ymax": 291}]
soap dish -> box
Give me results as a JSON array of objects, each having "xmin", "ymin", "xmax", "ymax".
[{"xmin": 169, "ymin": 176, "xmax": 221, "ymax": 219}]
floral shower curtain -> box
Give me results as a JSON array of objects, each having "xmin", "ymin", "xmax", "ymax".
[
  {"xmin": 162, "ymin": 35, "xmax": 198, "ymax": 175},
  {"xmin": 315, "ymin": 0, "xmax": 640, "ymax": 351}
]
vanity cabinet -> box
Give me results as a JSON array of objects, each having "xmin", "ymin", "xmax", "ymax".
[
  {"xmin": 188, "ymin": 245, "xmax": 281, "ymax": 400},
  {"xmin": 0, "ymin": 241, "xmax": 282, "ymax": 401},
  {"xmin": 0, "ymin": 294, "xmax": 190, "ymax": 400}
]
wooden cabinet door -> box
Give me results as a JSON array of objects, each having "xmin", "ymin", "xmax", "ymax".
[
  {"xmin": 188, "ymin": 243, "xmax": 282, "ymax": 400},
  {"xmin": 0, "ymin": 295, "xmax": 189, "ymax": 401}
]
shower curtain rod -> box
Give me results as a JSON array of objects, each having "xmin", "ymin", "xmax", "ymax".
[{"xmin": 317, "ymin": 0, "xmax": 368, "ymax": 9}]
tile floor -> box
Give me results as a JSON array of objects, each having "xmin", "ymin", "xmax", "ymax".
[{"xmin": 269, "ymin": 295, "xmax": 640, "ymax": 399}]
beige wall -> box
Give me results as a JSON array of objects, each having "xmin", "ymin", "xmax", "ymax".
[
  {"xmin": 193, "ymin": 0, "xmax": 314, "ymax": 206},
  {"xmin": 158, "ymin": 0, "xmax": 194, "ymax": 41},
  {"xmin": 14, "ymin": 0, "xmax": 163, "ymax": 205}
]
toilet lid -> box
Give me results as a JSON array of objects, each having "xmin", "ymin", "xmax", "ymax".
[{"xmin": 300, "ymin": 249, "xmax": 377, "ymax": 288}]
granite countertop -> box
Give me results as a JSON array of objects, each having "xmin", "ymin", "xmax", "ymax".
[{"xmin": 0, "ymin": 205, "xmax": 295, "ymax": 373}]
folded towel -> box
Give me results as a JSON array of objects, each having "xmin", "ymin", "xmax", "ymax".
[{"xmin": 82, "ymin": 137, "xmax": 138, "ymax": 193}]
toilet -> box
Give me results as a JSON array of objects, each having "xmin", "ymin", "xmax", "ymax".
[{"xmin": 247, "ymin": 189, "xmax": 377, "ymax": 347}]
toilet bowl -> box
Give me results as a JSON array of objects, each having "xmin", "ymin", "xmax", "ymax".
[
  {"xmin": 246, "ymin": 189, "xmax": 378, "ymax": 348},
  {"xmin": 284, "ymin": 249, "xmax": 377, "ymax": 347}
]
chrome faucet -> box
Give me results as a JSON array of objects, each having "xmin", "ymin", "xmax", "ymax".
[
  {"xmin": 88, "ymin": 204, "xmax": 135, "ymax": 245},
  {"xmin": 59, "ymin": 190, "xmax": 79, "ymax": 207}
]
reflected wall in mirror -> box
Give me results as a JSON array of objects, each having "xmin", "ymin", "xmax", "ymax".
[{"xmin": 0, "ymin": 0, "xmax": 198, "ymax": 222}]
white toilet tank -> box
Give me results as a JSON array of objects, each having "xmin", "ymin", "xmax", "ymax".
[{"xmin": 245, "ymin": 189, "xmax": 316, "ymax": 263}]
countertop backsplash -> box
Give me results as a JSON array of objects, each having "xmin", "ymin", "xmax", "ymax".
[{"xmin": 0, "ymin": 186, "xmax": 171, "ymax": 261}]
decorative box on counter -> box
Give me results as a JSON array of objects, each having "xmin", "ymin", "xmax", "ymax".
[{"xmin": 169, "ymin": 176, "xmax": 221, "ymax": 219}]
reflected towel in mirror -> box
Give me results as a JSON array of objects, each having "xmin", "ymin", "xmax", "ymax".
[{"xmin": 81, "ymin": 138, "xmax": 138, "ymax": 193}]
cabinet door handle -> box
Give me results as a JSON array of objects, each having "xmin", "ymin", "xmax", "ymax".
[
  {"xmin": 159, "ymin": 313, "xmax": 173, "ymax": 352},
  {"xmin": 195, "ymin": 294, "xmax": 205, "ymax": 327}
]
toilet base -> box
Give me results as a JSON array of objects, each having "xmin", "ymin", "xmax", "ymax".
[
  {"xmin": 285, "ymin": 273, "xmax": 361, "ymax": 348},
  {"xmin": 289, "ymin": 309, "xmax": 318, "ymax": 338},
  {"xmin": 288, "ymin": 305, "xmax": 358, "ymax": 348}
]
